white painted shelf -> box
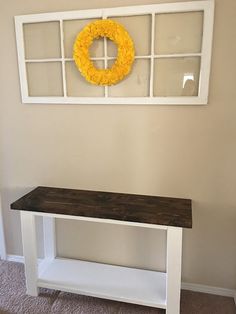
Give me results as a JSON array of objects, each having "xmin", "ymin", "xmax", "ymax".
[{"xmin": 38, "ymin": 257, "xmax": 167, "ymax": 309}]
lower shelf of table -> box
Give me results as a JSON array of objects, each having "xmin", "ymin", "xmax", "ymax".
[{"xmin": 38, "ymin": 257, "xmax": 167, "ymax": 309}]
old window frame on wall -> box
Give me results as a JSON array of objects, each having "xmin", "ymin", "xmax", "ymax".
[{"xmin": 15, "ymin": 0, "xmax": 214, "ymax": 105}]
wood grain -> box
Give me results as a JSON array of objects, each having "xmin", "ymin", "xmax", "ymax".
[{"xmin": 11, "ymin": 186, "xmax": 192, "ymax": 228}]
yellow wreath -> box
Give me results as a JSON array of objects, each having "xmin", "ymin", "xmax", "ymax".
[{"xmin": 73, "ymin": 19, "xmax": 135, "ymax": 86}]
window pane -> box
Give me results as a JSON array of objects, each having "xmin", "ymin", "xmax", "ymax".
[
  {"xmin": 65, "ymin": 61, "xmax": 104, "ymax": 97},
  {"xmin": 106, "ymin": 39, "xmax": 118, "ymax": 59},
  {"xmin": 108, "ymin": 59, "xmax": 150, "ymax": 97},
  {"xmin": 155, "ymin": 12, "xmax": 203, "ymax": 54},
  {"xmin": 26, "ymin": 62, "xmax": 63, "ymax": 96},
  {"xmin": 154, "ymin": 57, "xmax": 200, "ymax": 96},
  {"xmin": 107, "ymin": 15, "xmax": 151, "ymax": 56},
  {"xmin": 63, "ymin": 19, "xmax": 104, "ymax": 58},
  {"xmin": 24, "ymin": 22, "xmax": 61, "ymax": 59}
]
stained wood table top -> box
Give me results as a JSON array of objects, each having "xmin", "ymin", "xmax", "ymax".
[{"xmin": 11, "ymin": 186, "xmax": 192, "ymax": 228}]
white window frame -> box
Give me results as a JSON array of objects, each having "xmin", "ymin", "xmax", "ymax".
[{"xmin": 15, "ymin": 0, "xmax": 215, "ymax": 105}]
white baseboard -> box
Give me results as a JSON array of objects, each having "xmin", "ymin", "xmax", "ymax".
[
  {"xmin": 5, "ymin": 254, "xmax": 236, "ymax": 304},
  {"xmin": 6, "ymin": 254, "xmax": 25, "ymax": 263},
  {"xmin": 182, "ymin": 282, "xmax": 236, "ymax": 299},
  {"xmin": 6, "ymin": 254, "xmax": 42, "ymax": 264}
]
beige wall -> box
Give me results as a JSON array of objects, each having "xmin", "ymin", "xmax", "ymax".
[{"xmin": 0, "ymin": 0, "xmax": 236, "ymax": 290}]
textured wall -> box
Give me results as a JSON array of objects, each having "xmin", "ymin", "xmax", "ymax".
[{"xmin": 0, "ymin": 0, "xmax": 236, "ymax": 289}]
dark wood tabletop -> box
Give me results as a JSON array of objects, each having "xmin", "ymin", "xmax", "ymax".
[{"xmin": 10, "ymin": 186, "xmax": 192, "ymax": 228}]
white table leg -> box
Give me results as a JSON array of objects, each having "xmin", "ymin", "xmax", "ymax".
[
  {"xmin": 43, "ymin": 216, "xmax": 56, "ymax": 260},
  {"xmin": 166, "ymin": 227, "xmax": 183, "ymax": 314},
  {"xmin": 20, "ymin": 211, "xmax": 38, "ymax": 296}
]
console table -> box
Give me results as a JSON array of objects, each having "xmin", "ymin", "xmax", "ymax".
[{"xmin": 11, "ymin": 186, "xmax": 192, "ymax": 314}]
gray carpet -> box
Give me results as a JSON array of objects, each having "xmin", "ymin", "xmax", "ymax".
[{"xmin": 0, "ymin": 260, "xmax": 235, "ymax": 314}]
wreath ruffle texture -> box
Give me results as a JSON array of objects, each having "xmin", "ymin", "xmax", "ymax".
[{"xmin": 73, "ymin": 19, "xmax": 135, "ymax": 86}]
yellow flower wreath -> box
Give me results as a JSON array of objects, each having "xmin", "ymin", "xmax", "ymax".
[{"xmin": 73, "ymin": 19, "xmax": 135, "ymax": 86}]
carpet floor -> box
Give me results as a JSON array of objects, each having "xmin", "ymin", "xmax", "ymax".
[{"xmin": 0, "ymin": 260, "xmax": 235, "ymax": 314}]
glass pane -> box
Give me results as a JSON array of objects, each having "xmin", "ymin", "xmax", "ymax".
[
  {"xmin": 26, "ymin": 62, "xmax": 63, "ymax": 96},
  {"xmin": 24, "ymin": 22, "xmax": 61, "ymax": 59},
  {"xmin": 65, "ymin": 61, "xmax": 104, "ymax": 97},
  {"xmin": 107, "ymin": 15, "xmax": 151, "ymax": 56},
  {"xmin": 106, "ymin": 39, "xmax": 118, "ymax": 59},
  {"xmin": 155, "ymin": 12, "xmax": 203, "ymax": 54},
  {"xmin": 154, "ymin": 57, "xmax": 200, "ymax": 96},
  {"xmin": 63, "ymin": 19, "xmax": 104, "ymax": 58},
  {"xmin": 108, "ymin": 59, "xmax": 150, "ymax": 97}
]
